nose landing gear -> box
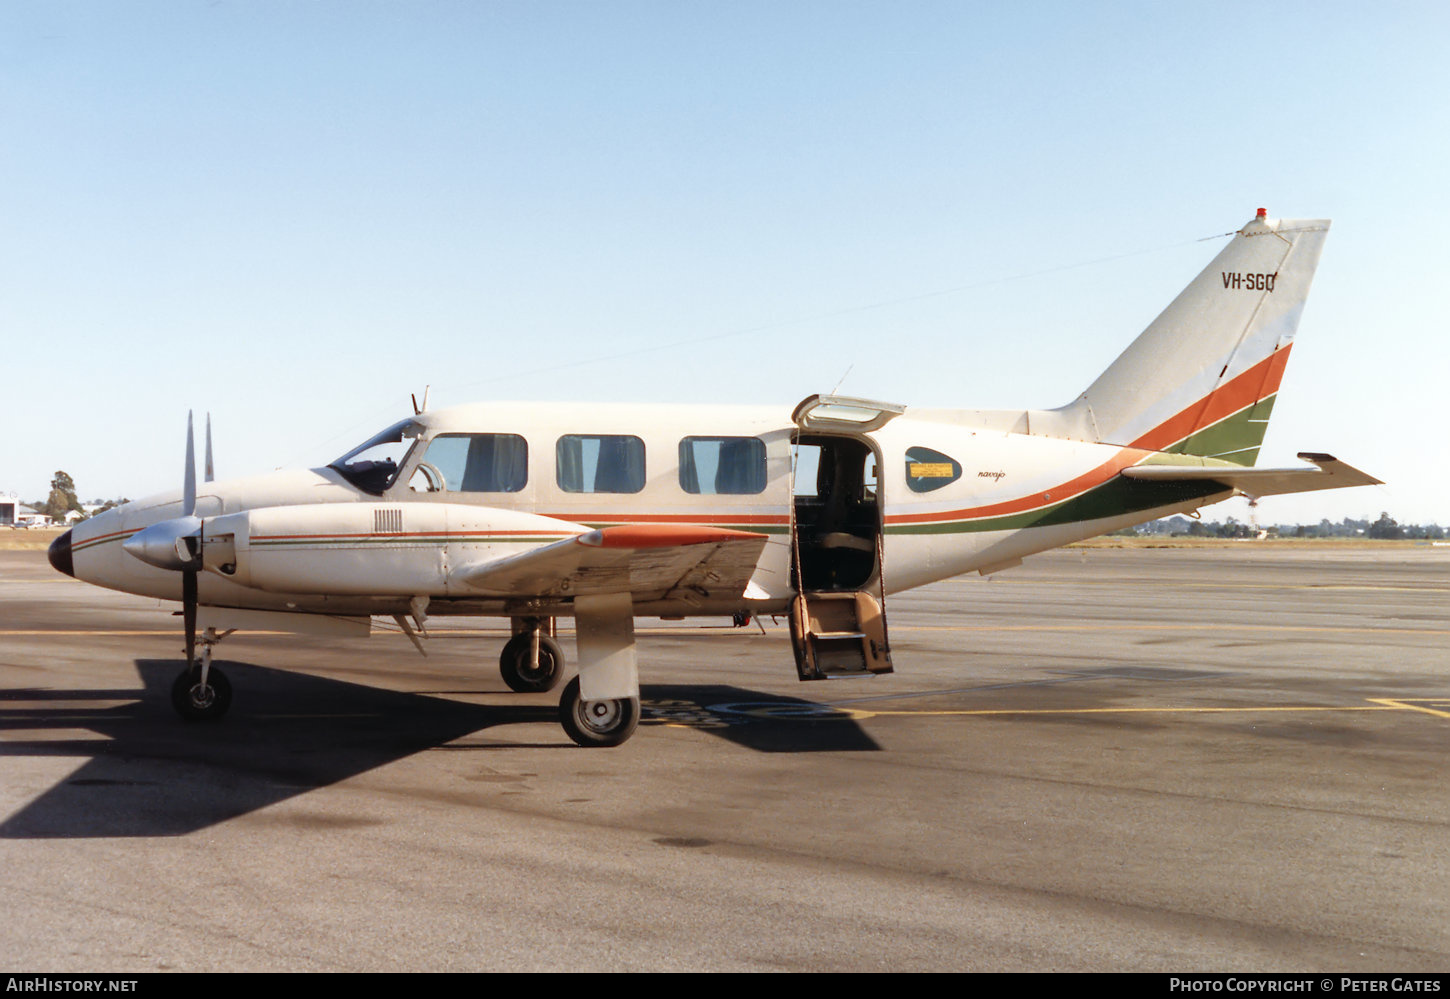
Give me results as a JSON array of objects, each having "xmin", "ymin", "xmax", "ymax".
[
  {"xmin": 499, "ymin": 626, "xmax": 565, "ymax": 693},
  {"xmin": 171, "ymin": 626, "xmax": 233, "ymax": 721}
]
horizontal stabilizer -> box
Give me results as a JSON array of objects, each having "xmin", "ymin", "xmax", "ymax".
[
  {"xmin": 460, "ymin": 524, "xmax": 770, "ymax": 601},
  {"xmin": 1121, "ymin": 453, "xmax": 1382, "ymax": 499}
]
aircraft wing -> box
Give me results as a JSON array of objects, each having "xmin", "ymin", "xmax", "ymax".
[
  {"xmin": 459, "ymin": 524, "xmax": 771, "ymax": 602},
  {"xmin": 1121, "ymin": 452, "xmax": 1382, "ymax": 498}
]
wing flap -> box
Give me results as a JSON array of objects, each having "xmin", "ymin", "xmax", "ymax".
[
  {"xmin": 459, "ymin": 524, "xmax": 770, "ymax": 601},
  {"xmin": 1121, "ymin": 452, "xmax": 1382, "ymax": 498}
]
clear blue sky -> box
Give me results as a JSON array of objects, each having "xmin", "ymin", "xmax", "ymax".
[{"xmin": 3, "ymin": 1, "xmax": 1445, "ymax": 524}]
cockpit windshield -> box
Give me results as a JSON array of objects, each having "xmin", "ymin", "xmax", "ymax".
[{"xmin": 329, "ymin": 419, "xmax": 424, "ymax": 495}]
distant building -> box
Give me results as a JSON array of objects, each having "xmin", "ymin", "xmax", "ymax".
[
  {"xmin": 1140, "ymin": 515, "xmax": 1196, "ymax": 536},
  {"xmin": 4, "ymin": 500, "xmax": 50, "ymax": 528}
]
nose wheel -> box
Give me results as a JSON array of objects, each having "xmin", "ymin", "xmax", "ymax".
[
  {"xmin": 171, "ymin": 626, "xmax": 234, "ymax": 721},
  {"xmin": 171, "ymin": 664, "xmax": 232, "ymax": 721}
]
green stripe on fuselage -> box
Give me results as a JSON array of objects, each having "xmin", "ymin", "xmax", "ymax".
[
  {"xmin": 249, "ymin": 534, "xmax": 568, "ymax": 548},
  {"xmin": 577, "ymin": 522, "xmax": 789, "ymax": 534},
  {"xmin": 885, "ymin": 475, "xmax": 1228, "ymax": 535}
]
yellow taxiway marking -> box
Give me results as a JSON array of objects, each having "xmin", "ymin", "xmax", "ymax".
[
  {"xmin": 1367, "ymin": 697, "xmax": 1450, "ymax": 720},
  {"xmin": 951, "ymin": 579, "xmax": 1450, "ymax": 594},
  {"xmin": 832, "ymin": 703, "xmax": 1402, "ymax": 720},
  {"xmin": 720, "ymin": 699, "xmax": 1450, "ymax": 723},
  {"xmin": 7, "ymin": 621, "xmax": 1450, "ymax": 639},
  {"xmin": 0, "ymin": 728, "xmax": 111, "ymax": 742},
  {"xmin": 897, "ymin": 622, "xmax": 1450, "ymax": 637},
  {"xmin": 0, "ymin": 630, "xmax": 206, "ymax": 636},
  {"xmin": 951, "ymin": 576, "xmax": 1450, "ymax": 590},
  {"xmin": 0, "ymin": 628, "xmax": 516, "ymax": 637}
]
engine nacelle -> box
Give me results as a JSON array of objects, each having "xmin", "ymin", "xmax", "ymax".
[{"xmin": 201, "ymin": 502, "xmax": 586, "ymax": 596}]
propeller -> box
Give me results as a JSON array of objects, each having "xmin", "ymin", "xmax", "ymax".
[
  {"xmin": 121, "ymin": 412, "xmax": 207, "ymax": 670},
  {"xmin": 182, "ymin": 412, "xmax": 198, "ymax": 669},
  {"xmin": 204, "ymin": 413, "xmax": 214, "ymax": 483}
]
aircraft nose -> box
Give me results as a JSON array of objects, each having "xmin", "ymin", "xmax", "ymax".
[{"xmin": 48, "ymin": 529, "xmax": 74, "ymax": 578}]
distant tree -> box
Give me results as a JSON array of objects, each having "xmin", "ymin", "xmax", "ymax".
[
  {"xmin": 44, "ymin": 470, "xmax": 82, "ymax": 521},
  {"xmin": 1367, "ymin": 512, "xmax": 1403, "ymax": 540},
  {"xmin": 1213, "ymin": 517, "xmax": 1253, "ymax": 539}
]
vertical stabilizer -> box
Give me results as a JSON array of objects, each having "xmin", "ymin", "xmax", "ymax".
[{"xmin": 1051, "ymin": 211, "xmax": 1330, "ymax": 464}]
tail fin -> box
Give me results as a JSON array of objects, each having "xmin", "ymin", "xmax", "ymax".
[{"xmin": 1048, "ymin": 210, "xmax": 1330, "ymax": 465}]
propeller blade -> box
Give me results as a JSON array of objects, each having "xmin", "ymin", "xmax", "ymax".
[
  {"xmin": 204, "ymin": 413, "xmax": 214, "ymax": 483},
  {"xmin": 183, "ymin": 568, "xmax": 197, "ymax": 669},
  {"xmin": 183, "ymin": 411, "xmax": 196, "ymax": 518}
]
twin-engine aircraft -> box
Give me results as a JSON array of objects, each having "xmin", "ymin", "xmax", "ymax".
[{"xmin": 48, "ymin": 211, "xmax": 1379, "ymax": 747}]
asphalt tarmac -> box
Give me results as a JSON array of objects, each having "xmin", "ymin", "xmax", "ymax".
[{"xmin": 2, "ymin": 544, "xmax": 1448, "ymax": 971}]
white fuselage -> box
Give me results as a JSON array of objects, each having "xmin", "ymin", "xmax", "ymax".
[{"xmin": 65, "ymin": 399, "xmax": 1229, "ymax": 622}]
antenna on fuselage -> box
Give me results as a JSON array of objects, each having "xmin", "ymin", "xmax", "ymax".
[{"xmin": 411, "ymin": 385, "xmax": 431, "ymax": 416}]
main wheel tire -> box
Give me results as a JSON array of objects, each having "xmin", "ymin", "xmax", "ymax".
[
  {"xmin": 558, "ymin": 676, "xmax": 639, "ymax": 747},
  {"xmin": 499, "ymin": 632, "xmax": 565, "ymax": 693},
  {"xmin": 171, "ymin": 666, "xmax": 232, "ymax": 721}
]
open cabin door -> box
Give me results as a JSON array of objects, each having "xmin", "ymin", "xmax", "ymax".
[{"xmin": 788, "ymin": 395, "xmax": 903, "ymax": 681}]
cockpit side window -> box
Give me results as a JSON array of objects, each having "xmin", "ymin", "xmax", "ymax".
[
  {"xmin": 412, "ymin": 433, "xmax": 528, "ymax": 493},
  {"xmin": 329, "ymin": 419, "xmax": 424, "ymax": 495}
]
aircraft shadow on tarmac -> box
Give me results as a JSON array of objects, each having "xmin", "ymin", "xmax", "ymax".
[
  {"xmin": 639, "ymin": 683, "xmax": 880, "ymax": 754},
  {"xmin": 0, "ymin": 661, "xmax": 875, "ymax": 839}
]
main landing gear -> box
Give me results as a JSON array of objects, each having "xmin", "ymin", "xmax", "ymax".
[
  {"xmin": 503, "ymin": 616, "xmax": 640, "ymax": 747},
  {"xmin": 164, "ymin": 616, "xmax": 642, "ymax": 746},
  {"xmin": 498, "ymin": 628, "xmax": 565, "ymax": 693},
  {"xmin": 171, "ymin": 626, "xmax": 233, "ymax": 721},
  {"xmin": 558, "ymin": 677, "xmax": 640, "ymax": 748}
]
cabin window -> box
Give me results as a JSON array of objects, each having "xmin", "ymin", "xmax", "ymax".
[
  {"xmin": 904, "ymin": 446, "xmax": 962, "ymax": 493},
  {"xmin": 678, "ymin": 437, "xmax": 767, "ymax": 495},
  {"xmin": 556, "ymin": 435, "xmax": 646, "ymax": 494},
  {"xmin": 330, "ymin": 419, "xmax": 424, "ymax": 495},
  {"xmin": 412, "ymin": 434, "xmax": 527, "ymax": 493}
]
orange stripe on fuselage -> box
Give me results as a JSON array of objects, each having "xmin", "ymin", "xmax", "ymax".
[
  {"xmin": 581, "ymin": 524, "xmax": 769, "ymax": 548},
  {"xmin": 886, "ymin": 447, "xmax": 1153, "ymax": 525},
  {"xmin": 540, "ymin": 512, "xmax": 789, "ymax": 526},
  {"xmin": 249, "ymin": 530, "xmax": 576, "ymax": 542}
]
